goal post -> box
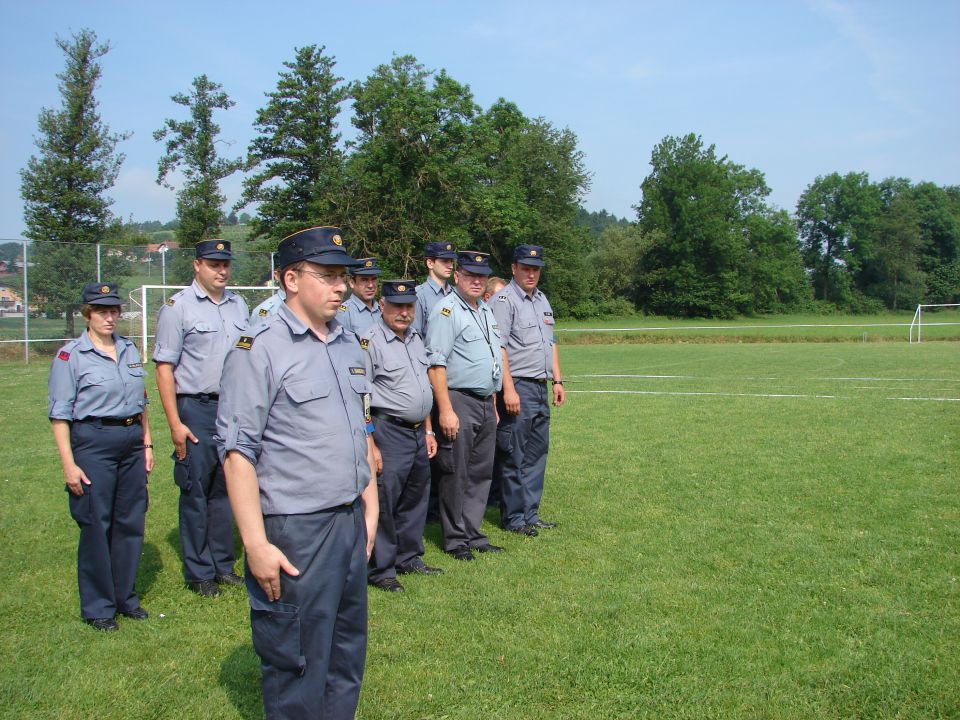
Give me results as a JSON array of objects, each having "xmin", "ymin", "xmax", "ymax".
[
  {"xmin": 134, "ymin": 284, "xmax": 280, "ymax": 355},
  {"xmin": 909, "ymin": 303, "xmax": 960, "ymax": 343}
]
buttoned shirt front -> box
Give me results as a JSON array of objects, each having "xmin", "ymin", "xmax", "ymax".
[
  {"xmin": 361, "ymin": 318, "xmax": 433, "ymax": 424},
  {"xmin": 249, "ymin": 289, "xmax": 286, "ymax": 326},
  {"xmin": 215, "ymin": 304, "xmax": 372, "ymax": 516},
  {"xmin": 413, "ymin": 276, "xmax": 453, "ymax": 339},
  {"xmin": 425, "ymin": 291, "xmax": 502, "ymax": 397},
  {"xmin": 49, "ymin": 332, "xmax": 148, "ymax": 420},
  {"xmin": 152, "ymin": 280, "xmax": 249, "ymax": 395},
  {"xmin": 490, "ymin": 279, "xmax": 556, "ymax": 379},
  {"xmin": 337, "ymin": 293, "xmax": 381, "ymax": 334}
]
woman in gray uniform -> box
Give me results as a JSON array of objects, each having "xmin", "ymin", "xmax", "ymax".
[{"xmin": 48, "ymin": 282, "xmax": 154, "ymax": 631}]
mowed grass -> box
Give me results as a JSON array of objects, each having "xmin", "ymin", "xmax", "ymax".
[{"xmin": 0, "ymin": 342, "xmax": 957, "ymax": 719}]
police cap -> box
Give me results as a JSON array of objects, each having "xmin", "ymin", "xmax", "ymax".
[
  {"xmin": 424, "ymin": 241, "xmax": 457, "ymax": 260},
  {"xmin": 196, "ymin": 239, "xmax": 233, "ymax": 260},
  {"xmin": 456, "ymin": 251, "xmax": 493, "ymax": 276},
  {"xmin": 350, "ymin": 257, "xmax": 383, "ymax": 277},
  {"xmin": 82, "ymin": 281, "xmax": 123, "ymax": 306},
  {"xmin": 380, "ymin": 280, "xmax": 417, "ymax": 304},
  {"xmin": 277, "ymin": 227, "xmax": 358, "ymax": 269},
  {"xmin": 513, "ymin": 244, "xmax": 545, "ymax": 267}
]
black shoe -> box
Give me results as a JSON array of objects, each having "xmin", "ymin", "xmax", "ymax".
[
  {"xmin": 215, "ymin": 572, "xmax": 244, "ymax": 586},
  {"xmin": 448, "ymin": 548, "xmax": 475, "ymax": 561},
  {"xmin": 473, "ymin": 543, "xmax": 505, "ymax": 554},
  {"xmin": 85, "ymin": 617, "xmax": 118, "ymax": 632},
  {"xmin": 504, "ymin": 524, "xmax": 538, "ymax": 537},
  {"xmin": 397, "ymin": 561, "xmax": 444, "ymax": 576},
  {"xmin": 119, "ymin": 607, "xmax": 149, "ymax": 620},
  {"xmin": 531, "ymin": 519, "xmax": 558, "ymax": 529},
  {"xmin": 370, "ymin": 577, "xmax": 405, "ymax": 592},
  {"xmin": 188, "ymin": 580, "xmax": 221, "ymax": 597}
]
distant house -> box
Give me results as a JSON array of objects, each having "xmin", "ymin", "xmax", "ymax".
[
  {"xmin": 0, "ymin": 260, "xmax": 9, "ymax": 273},
  {"xmin": 0, "ymin": 286, "xmax": 23, "ymax": 315},
  {"xmin": 146, "ymin": 242, "xmax": 179, "ymax": 253}
]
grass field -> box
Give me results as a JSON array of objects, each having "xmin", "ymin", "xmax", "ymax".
[{"xmin": 0, "ymin": 341, "xmax": 958, "ymax": 718}]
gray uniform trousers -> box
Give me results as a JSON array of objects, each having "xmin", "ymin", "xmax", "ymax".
[
  {"xmin": 247, "ymin": 501, "xmax": 368, "ymax": 720},
  {"xmin": 435, "ymin": 390, "xmax": 495, "ymax": 552},
  {"xmin": 369, "ymin": 419, "xmax": 431, "ymax": 582},
  {"xmin": 68, "ymin": 420, "xmax": 147, "ymax": 619},
  {"xmin": 494, "ymin": 379, "xmax": 551, "ymax": 529},
  {"xmin": 174, "ymin": 395, "xmax": 235, "ymax": 582}
]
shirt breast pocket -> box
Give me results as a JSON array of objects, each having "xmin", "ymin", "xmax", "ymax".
[
  {"xmin": 462, "ymin": 326, "xmax": 483, "ymax": 343},
  {"xmin": 283, "ymin": 379, "xmax": 334, "ymax": 439},
  {"xmin": 515, "ymin": 319, "xmax": 541, "ymax": 346}
]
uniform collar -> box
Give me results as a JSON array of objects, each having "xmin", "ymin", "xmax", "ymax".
[
  {"xmin": 191, "ymin": 279, "xmax": 235, "ymax": 304},
  {"xmin": 375, "ymin": 315, "xmax": 414, "ymax": 343},
  {"xmin": 348, "ymin": 293, "xmax": 378, "ymax": 313},
  {"xmin": 277, "ymin": 302, "xmax": 345, "ymax": 342},
  {"xmin": 508, "ymin": 278, "xmax": 541, "ymax": 301},
  {"xmin": 426, "ymin": 276, "xmax": 451, "ymax": 295},
  {"xmin": 77, "ymin": 330, "xmax": 128, "ymax": 359}
]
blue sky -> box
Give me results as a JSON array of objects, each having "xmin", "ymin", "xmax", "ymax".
[{"xmin": 1, "ymin": 0, "xmax": 957, "ymax": 239}]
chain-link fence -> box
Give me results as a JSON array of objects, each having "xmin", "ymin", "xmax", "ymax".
[{"xmin": 0, "ymin": 239, "xmax": 277, "ymax": 363}]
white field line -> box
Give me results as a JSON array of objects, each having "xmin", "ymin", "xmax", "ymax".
[
  {"xmin": 557, "ymin": 321, "xmax": 960, "ymax": 333},
  {"xmin": 568, "ymin": 389, "xmax": 960, "ymax": 402},
  {"xmin": 572, "ymin": 374, "xmax": 960, "ymax": 383}
]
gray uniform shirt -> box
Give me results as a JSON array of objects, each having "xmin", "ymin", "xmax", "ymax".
[
  {"xmin": 215, "ymin": 304, "xmax": 372, "ymax": 516},
  {"xmin": 425, "ymin": 291, "xmax": 502, "ymax": 397},
  {"xmin": 249, "ymin": 289, "xmax": 286, "ymax": 326},
  {"xmin": 361, "ymin": 318, "xmax": 433, "ymax": 424},
  {"xmin": 49, "ymin": 332, "xmax": 148, "ymax": 420},
  {"xmin": 337, "ymin": 293, "xmax": 381, "ymax": 334},
  {"xmin": 413, "ymin": 276, "xmax": 452, "ymax": 339},
  {"xmin": 490, "ymin": 279, "xmax": 556, "ymax": 379},
  {"xmin": 152, "ymin": 280, "xmax": 249, "ymax": 395}
]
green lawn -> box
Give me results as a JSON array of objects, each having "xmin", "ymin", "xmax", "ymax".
[{"xmin": 0, "ymin": 342, "xmax": 957, "ymax": 718}]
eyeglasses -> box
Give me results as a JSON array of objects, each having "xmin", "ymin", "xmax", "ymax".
[{"xmin": 298, "ymin": 269, "xmax": 349, "ymax": 285}]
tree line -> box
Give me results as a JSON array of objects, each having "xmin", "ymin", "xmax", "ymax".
[{"xmin": 20, "ymin": 30, "xmax": 960, "ymax": 333}]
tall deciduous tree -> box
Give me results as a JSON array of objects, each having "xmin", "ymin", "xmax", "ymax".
[
  {"xmin": 154, "ymin": 75, "xmax": 241, "ymax": 254},
  {"xmin": 239, "ymin": 45, "xmax": 348, "ymax": 242},
  {"xmin": 19, "ymin": 28, "xmax": 129, "ymax": 335}
]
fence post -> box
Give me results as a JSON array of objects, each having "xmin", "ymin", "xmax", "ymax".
[
  {"xmin": 22, "ymin": 240, "xmax": 29, "ymax": 364},
  {"xmin": 96, "ymin": 242, "xmax": 101, "ymax": 282}
]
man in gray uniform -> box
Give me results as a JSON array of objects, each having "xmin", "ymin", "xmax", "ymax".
[
  {"xmin": 153, "ymin": 239, "xmax": 248, "ymax": 596},
  {"xmin": 413, "ymin": 241, "xmax": 456, "ymax": 339},
  {"xmin": 362, "ymin": 280, "xmax": 442, "ymax": 592},
  {"xmin": 425, "ymin": 251, "xmax": 504, "ymax": 561},
  {"xmin": 491, "ymin": 245, "xmax": 566, "ymax": 537},
  {"xmin": 217, "ymin": 226, "xmax": 379, "ymax": 720},
  {"xmin": 337, "ymin": 257, "xmax": 382, "ymax": 333},
  {"xmin": 250, "ymin": 254, "xmax": 285, "ymax": 326}
]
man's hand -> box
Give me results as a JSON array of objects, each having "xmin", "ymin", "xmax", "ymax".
[
  {"xmin": 144, "ymin": 447, "xmax": 155, "ymax": 474},
  {"xmin": 171, "ymin": 422, "xmax": 199, "ymax": 460},
  {"xmin": 553, "ymin": 382, "xmax": 565, "ymax": 407},
  {"xmin": 64, "ymin": 463, "xmax": 91, "ymax": 496},
  {"xmin": 426, "ymin": 433, "xmax": 438, "ymax": 459},
  {"xmin": 438, "ymin": 408, "xmax": 460, "ymax": 440},
  {"xmin": 371, "ymin": 442, "xmax": 383, "ymax": 475},
  {"xmin": 502, "ymin": 386, "xmax": 521, "ymax": 415},
  {"xmin": 246, "ymin": 542, "xmax": 300, "ymax": 602}
]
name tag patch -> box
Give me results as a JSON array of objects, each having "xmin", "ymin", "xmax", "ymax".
[
  {"xmin": 127, "ymin": 362, "xmax": 143, "ymax": 369},
  {"xmin": 236, "ymin": 336, "xmax": 255, "ymax": 350},
  {"xmin": 349, "ymin": 367, "xmax": 366, "ymax": 376}
]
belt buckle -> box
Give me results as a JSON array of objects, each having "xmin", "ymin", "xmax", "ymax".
[{"xmin": 124, "ymin": 416, "xmax": 134, "ymax": 426}]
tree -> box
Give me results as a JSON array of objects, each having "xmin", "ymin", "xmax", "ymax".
[
  {"xmin": 19, "ymin": 29, "xmax": 129, "ymax": 335},
  {"xmin": 154, "ymin": 75, "xmax": 241, "ymax": 252},
  {"xmin": 744, "ymin": 211, "xmax": 812, "ymax": 313},
  {"xmin": 239, "ymin": 45, "xmax": 349, "ymax": 243},
  {"xmin": 634, "ymin": 134, "xmax": 775, "ymax": 318}
]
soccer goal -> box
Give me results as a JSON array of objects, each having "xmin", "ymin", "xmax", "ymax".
[
  {"xmin": 909, "ymin": 303, "xmax": 960, "ymax": 343},
  {"xmin": 130, "ymin": 284, "xmax": 281, "ymax": 355}
]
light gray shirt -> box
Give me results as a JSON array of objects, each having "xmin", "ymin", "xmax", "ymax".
[
  {"xmin": 413, "ymin": 276, "xmax": 452, "ymax": 339},
  {"xmin": 49, "ymin": 332, "xmax": 148, "ymax": 420},
  {"xmin": 361, "ymin": 318, "xmax": 433, "ymax": 424},
  {"xmin": 215, "ymin": 304, "xmax": 372, "ymax": 516},
  {"xmin": 490, "ymin": 279, "xmax": 556, "ymax": 379},
  {"xmin": 337, "ymin": 293, "xmax": 381, "ymax": 334},
  {"xmin": 152, "ymin": 280, "xmax": 249, "ymax": 395},
  {"xmin": 425, "ymin": 290, "xmax": 502, "ymax": 397},
  {"xmin": 249, "ymin": 289, "xmax": 286, "ymax": 326}
]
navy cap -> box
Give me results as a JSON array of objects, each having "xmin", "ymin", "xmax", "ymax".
[
  {"xmin": 456, "ymin": 251, "xmax": 493, "ymax": 276},
  {"xmin": 82, "ymin": 281, "xmax": 123, "ymax": 306},
  {"xmin": 276, "ymin": 227, "xmax": 357, "ymax": 269},
  {"xmin": 350, "ymin": 257, "xmax": 383, "ymax": 277},
  {"xmin": 424, "ymin": 241, "xmax": 457, "ymax": 260},
  {"xmin": 380, "ymin": 280, "xmax": 417, "ymax": 304},
  {"xmin": 513, "ymin": 244, "xmax": 545, "ymax": 266},
  {"xmin": 195, "ymin": 239, "xmax": 233, "ymax": 260}
]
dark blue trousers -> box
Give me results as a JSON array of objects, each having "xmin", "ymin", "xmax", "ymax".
[
  {"xmin": 247, "ymin": 501, "xmax": 368, "ymax": 720},
  {"xmin": 68, "ymin": 420, "xmax": 147, "ymax": 619},
  {"xmin": 369, "ymin": 419, "xmax": 430, "ymax": 582},
  {"xmin": 174, "ymin": 396, "xmax": 235, "ymax": 582},
  {"xmin": 495, "ymin": 379, "xmax": 551, "ymax": 530}
]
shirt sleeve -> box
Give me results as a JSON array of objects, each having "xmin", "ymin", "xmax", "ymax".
[
  {"xmin": 47, "ymin": 348, "xmax": 78, "ymax": 420},
  {"xmin": 215, "ymin": 342, "xmax": 273, "ymax": 466},
  {"xmin": 152, "ymin": 302, "xmax": 183, "ymax": 365},
  {"xmin": 490, "ymin": 295, "xmax": 512, "ymax": 348},
  {"xmin": 425, "ymin": 304, "xmax": 456, "ymax": 367},
  {"xmin": 412, "ymin": 293, "xmax": 427, "ymax": 339}
]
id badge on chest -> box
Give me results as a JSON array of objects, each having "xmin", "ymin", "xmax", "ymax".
[{"xmin": 492, "ymin": 362, "xmax": 502, "ymax": 382}]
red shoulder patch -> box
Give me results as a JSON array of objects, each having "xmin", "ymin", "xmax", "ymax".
[{"xmin": 57, "ymin": 350, "xmax": 70, "ymax": 361}]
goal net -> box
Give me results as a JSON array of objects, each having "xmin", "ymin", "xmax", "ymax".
[
  {"xmin": 909, "ymin": 303, "xmax": 960, "ymax": 343},
  {"xmin": 130, "ymin": 284, "xmax": 281, "ymax": 355}
]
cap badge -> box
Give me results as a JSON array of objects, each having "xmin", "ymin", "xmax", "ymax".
[
  {"xmin": 216, "ymin": 242, "xmax": 225, "ymax": 250},
  {"xmin": 332, "ymin": 234, "xmax": 343, "ymax": 246},
  {"xmin": 364, "ymin": 260, "xmax": 373, "ymax": 267},
  {"xmin": 530, "ymin": 249, "xmax": 538, "ymax": 256},
  {"xmin": 475, "ymin": 255, "xmax": 483, "ymax": 262},
  {"xmin": 100, "ymin": 285, "xmax": 110, "ymax": 293},
  {"xmin": 445, "ymin": 244, "xmax": 452, "ymax": 250},
  {"xmin": 397, "ymin": 284, "xmax": 406, "ymax": 292}
]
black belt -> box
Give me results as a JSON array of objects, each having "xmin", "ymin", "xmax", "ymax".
[
  {"xmin": 177, "ymin": 393, "xmax": 219, "ymax": 402},
  {"xmin": 372, "ymin": 410, "xmax": 423, "ymax": 431},
  {"xmin": 78, "ymin": 413, "xmax": 142, "ymax": 427},
  {"xmin": 451, "ymin": 388, "xmax": 493, "ymax": 402},
  {"xmin": 514, "ymin": 377, "xmax": 548, "ymax": 384}
]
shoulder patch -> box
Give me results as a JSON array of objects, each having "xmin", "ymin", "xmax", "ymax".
[
  {"xmin": 57, "ymin": 350, "xmax": 70, "ymax": 361},
  {"xmin": 166, "ymin": 298, "xmax": 175, "ymax": 307},
  {"xmin": 258, "ymin": 308, "xmax": 268, "ymax": 317},
  {"xmin": 349, "ymin": 366, "xmax": 366, "ymax": 376},
  {"xmin": 496, "ymin": 295, "xmax": 508, "ymax": 302},
  {"xmin": 339, "ymin": 304, "xmax": 348, "ymax": 312},
  {"xmin": 440, "ymin": 307, "xmax": 452, "ymax": 317},
  {"xmin": 235, "ymin": 335, "xmax": 255, "ymax": 350},
  {"xmin": 359, "ymin": 338, "xmax": 369, "ymax": 350}
]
